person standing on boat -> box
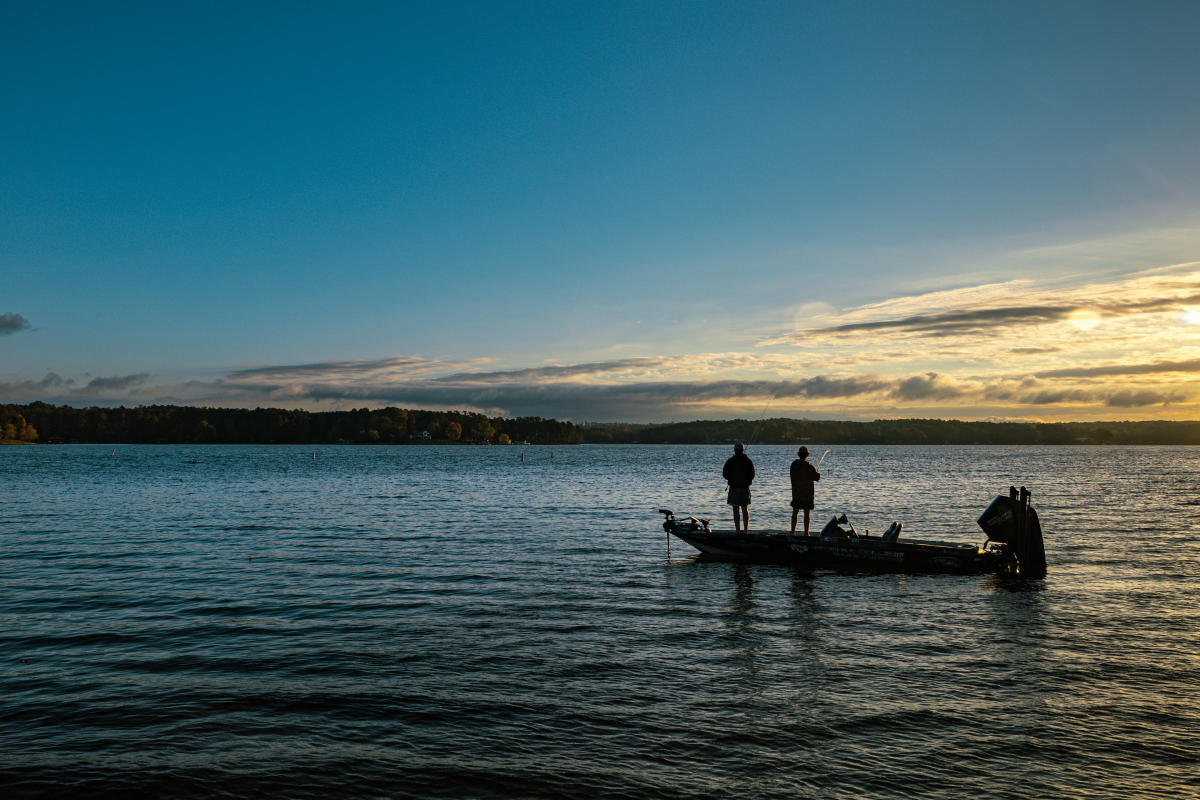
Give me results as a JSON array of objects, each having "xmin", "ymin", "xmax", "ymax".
[
  {"xmin": 723, "ymin": 443, "xmax": 755, "ymax": 533},
  {"xmin": 789, "ymin": 446, "xmax": 821, "ymax": 535}
]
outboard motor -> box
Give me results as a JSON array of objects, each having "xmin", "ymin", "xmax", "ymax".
[
  {"xmin": 977, "ymin": 492, "xmax": 1020, "ymax": 543},
  {"xmin": 977, "ymin": 486, "xmax": 1046, "ymax": 578}
]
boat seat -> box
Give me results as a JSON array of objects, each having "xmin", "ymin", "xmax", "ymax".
[{"xmin": 882, "ymin": 521, "xmax": 902, "ymax": 542}]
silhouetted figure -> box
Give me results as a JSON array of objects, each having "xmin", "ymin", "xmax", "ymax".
[
  {"xmin": 789, "ymin": 446, "xmax": 821, "ymax": 535},
  {"xmin": 723, "ymin": 443, "xmax": 755, "ymax": 532}
]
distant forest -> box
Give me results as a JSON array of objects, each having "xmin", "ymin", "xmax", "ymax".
[
  {"xmin": 584, "ymin": 417, "xmax": 1200, "ymax": 445},
  {"xmin": 1, "ymin": 403, "xmax": 580, "ymax": 445},
  {"xmin": 2, "ymin": 403, "xmax": 1199, "ymax": 445}
]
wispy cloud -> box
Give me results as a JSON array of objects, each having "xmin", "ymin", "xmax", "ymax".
[
  {"xmin": 195, "ymin": 373, "xmax": 897, "ymax": 420},
  {"xmin": 808, "ymin": 305, "xmax": 1066, "ymax": 337},
  {"xmin": 1035, "ymin": 359, "xmax": 1200, "ymax": 378},
  {"xmin": 993, "ymin": 383, "xmax": 1187, "ymax": 408},
  {"xmin": 434, "ymin": 357, "xmax": 674, "ymax": 383},
  {"xmin": 891, "ymin": 372, "xmax": 964, "ymax": 400},
  {"xmin": 1015, "ymin": 388, "xmax": 1095, "ymax": 405},
  {"xmin": 77, "ymin": 373, "xmax": 150, "ymax": 396},
  {"xmin": 0, "ymin": 372, "xmax": 152, "ymax": 404},
  {"xmin": 0, "ymin": 313, "xmax": 31, "ymax": 335},
  {"xmin": 184, "ymin": 365, "xmax": 1193, "ymax": 419},
  {"xmin": 768, "ymin": 270, "xmax": 1200, "ymax": 342},
  {"xmin": 230, "ymin": 356, "xmax": 490, "ymax": 381},
  {"xmin": 1105, "ymin": 390, "xmax": 1186, "ymax": 407},
  {"xmin": 0, "ymin": 373, "xmax": 75, "ymax": 397}
]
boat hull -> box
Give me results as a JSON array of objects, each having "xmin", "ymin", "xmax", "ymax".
[{"xmin": 671, "ymin": 528, "xmax": 1009, "ymax": 574}]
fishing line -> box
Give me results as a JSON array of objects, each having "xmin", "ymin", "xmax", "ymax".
[{"xmin": 747, "ymin": 389, "xmax": 779, "ymax": 445}]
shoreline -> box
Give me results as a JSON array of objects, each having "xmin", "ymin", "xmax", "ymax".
[{"xmin": 9, "ymin": 441, "xmax": 1198, "ymax": 447}]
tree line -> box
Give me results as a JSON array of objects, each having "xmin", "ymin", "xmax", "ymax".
[
  {"xmin": 3, "ymin": 403, "xmax": 1198, "ymax": 445},
  {"xmin": 580, "ymin": 417, "xmax": 1200, "ymax": 445},
  {"xmin": 0, "ymin": 409, "xmax": 38, "ymax": 442},
  {"xmin": 3, "ymin": 403, "xmax": 581, "ymax": 445}
]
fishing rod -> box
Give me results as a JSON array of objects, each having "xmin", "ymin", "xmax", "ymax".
[
  {"xmin": 816, "ymin": 448, "xmax": 831, "ymax": 470},
  {"xmin": 747, "ymin": 389, "xmax": 779, "ymax": 445}
]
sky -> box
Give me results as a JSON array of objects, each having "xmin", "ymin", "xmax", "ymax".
[{"xmin": 3, "ymin": 0, "xmax": 1198, "ymax": 422}]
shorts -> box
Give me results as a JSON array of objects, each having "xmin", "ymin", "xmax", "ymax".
[
  {"xmin": 790, "ymin": 490, "xmax": 814, "ymax": 510},
  {"xmin": 727, "ymin": 486, "xmax": 751, "ymax": 506}
]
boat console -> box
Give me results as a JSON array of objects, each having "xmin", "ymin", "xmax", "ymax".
[{"xmin": 819, "ymin": 514, "xmax": 857, "ymax": 538}]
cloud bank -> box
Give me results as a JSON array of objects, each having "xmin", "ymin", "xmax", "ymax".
[{"xmin": 2, "ymin": 262, "xmax": 1196, "ymax": 422}]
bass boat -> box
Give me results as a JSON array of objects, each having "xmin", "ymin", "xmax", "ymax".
[{"xmin": 659, "ymin": 485, "xmax": 1046, "ymax": 577}]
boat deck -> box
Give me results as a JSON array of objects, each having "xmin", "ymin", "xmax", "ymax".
[
  {"xmin": 698, "ymin": 528, "xmax": 984, "ymax": 550},
  {"xmin": 669, "ymin": 527, "xmax": 999, "ymax": 572}
]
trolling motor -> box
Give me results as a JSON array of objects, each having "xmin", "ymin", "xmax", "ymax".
[
  {"xmin": 977, "ymin": 486, "xmax": 1047, "ymax": 578},
  {"xmin": 659, "ymin": 509, "xmax": 710, "ymax": 533}
]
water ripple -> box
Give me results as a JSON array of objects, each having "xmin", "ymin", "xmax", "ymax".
[{"xmin": 1, "ymin": 444, "xmax": 1198, "ymax": 798}]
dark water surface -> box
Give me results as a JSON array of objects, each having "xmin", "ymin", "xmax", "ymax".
[{"xmin": 2, "ymin": 444, "xmax": 1198, "ymax": 798}]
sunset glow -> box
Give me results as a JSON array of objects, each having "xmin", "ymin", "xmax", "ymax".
[{"xmin": 1067, "ymin": 309, "xmax": 1102, "ymax": 331}]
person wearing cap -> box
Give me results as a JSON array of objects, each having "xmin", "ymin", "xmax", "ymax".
[
  {"xmin": 722, "ymin": 443, "xmax": 755, "ymax": 533},
  {"xmin": 789, "ymin": 446, "xmax": 821, "ymax": 535}
]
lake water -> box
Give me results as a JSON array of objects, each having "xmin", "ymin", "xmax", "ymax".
[{"xmin": 2, "ymin": 444, "xmax": 1198, "ymax": 798}]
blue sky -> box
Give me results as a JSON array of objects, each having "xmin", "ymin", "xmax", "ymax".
[{"xmin": 3, "ymin": 1, "xmax": 1198, "ymax": 421}]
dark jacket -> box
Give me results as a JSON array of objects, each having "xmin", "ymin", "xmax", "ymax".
[
  {"xmin": 723, "ymin": 453, "xmax": 755, "ymax": 488},
  {"xmin": 790, "ymin": 459, "xmax": 820, "ymax": 497}
]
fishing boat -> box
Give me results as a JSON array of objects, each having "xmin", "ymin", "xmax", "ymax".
[{"xmin": 658, "ymin": 485, "xmax": 1046, "ymax": 577}]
